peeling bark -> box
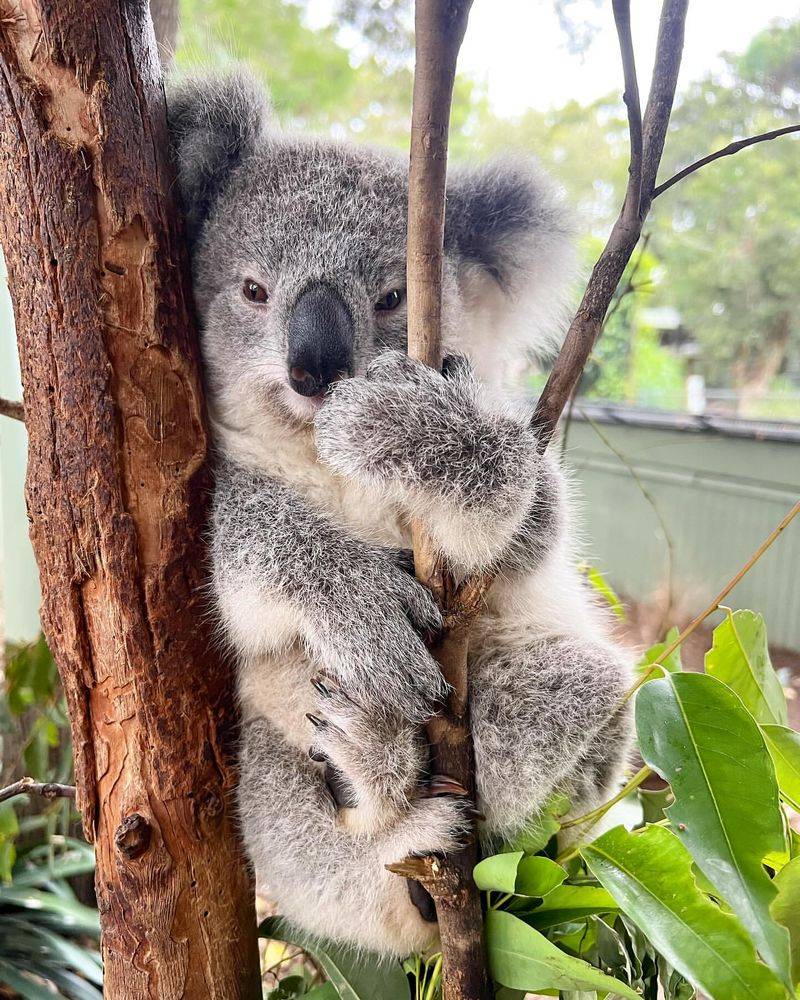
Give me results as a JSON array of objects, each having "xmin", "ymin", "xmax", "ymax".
[{"xmin": 0, "ymin": 2, "xmax": 260, "ymax": 996}]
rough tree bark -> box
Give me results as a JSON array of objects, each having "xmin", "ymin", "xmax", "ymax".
[{"xmin": 0, "ymin": 2, "xmax": 261, "ymax": 997}]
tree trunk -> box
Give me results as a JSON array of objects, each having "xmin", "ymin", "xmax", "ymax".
[{"xmin": 0, "ymin": 2, "xmax": 261, "ymax": 997}]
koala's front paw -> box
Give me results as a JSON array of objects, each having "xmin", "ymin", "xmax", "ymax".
[
  {"xmin": 315, "ymin": 350, "xmax": 471, "ymax": 492},
  {"xmin": 313, "ymin": 556, "xmax": 446, "ymax": 724},
  {"xmin": 316, "ymin": 351, "xmax": 538, "ymax": 533},
  {"xmin": 383, "ymin": 795, "xmax": 476, "ymax": 867}
]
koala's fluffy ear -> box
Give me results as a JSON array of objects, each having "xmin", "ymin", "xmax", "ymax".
[
  {"xmin": 444, "ymin": 161, "xmax": 576, "ymax": 357},
  {"xmin": 445, "ymin": 161, "xmax": 572, "ymax": 286},
  {"xmin": 167, "ymin": 70, "xmax": 270, "ymax": 246}
]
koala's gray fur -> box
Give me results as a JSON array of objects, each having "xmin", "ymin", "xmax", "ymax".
[{"xmin": 168, "ymin": 70, "xmax": 634, "ymax": 958}]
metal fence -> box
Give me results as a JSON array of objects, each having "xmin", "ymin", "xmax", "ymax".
[{"xmin": 565, "ymin": 402, "xmax": 800, "ymax": 651}]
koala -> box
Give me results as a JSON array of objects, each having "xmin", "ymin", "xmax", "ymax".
[{"xmin": 167, "ymin": 70, "xmax": 634, "ymax": 958}]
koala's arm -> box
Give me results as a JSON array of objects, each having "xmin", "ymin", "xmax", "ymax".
[
  {"xmin": 211, "ymin": 459, "xmax": 446, "ymax": 720},
  {"xmin": 315, "ymin": 352, "xmax": 563, "ymax": 577}
]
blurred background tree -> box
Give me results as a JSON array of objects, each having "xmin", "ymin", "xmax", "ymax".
[{"xmin": 174, "ymin": 1, "xmax": 800, "ymax": 418}]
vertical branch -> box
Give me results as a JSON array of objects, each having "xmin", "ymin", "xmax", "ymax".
[
  {"xmin": 612, "ymin": 0, "xmax": 643, "ymax": 229},
  {"xmin": 532, "ymin": 0, "xmax": 688, "ymax": 443},
  {"xmin": 397, "ymin": 2, "xmax": 491, "ymax": 999},
  {"xmin": 399, "ymin": 3, "xmax": 689, "ymax": 999}
]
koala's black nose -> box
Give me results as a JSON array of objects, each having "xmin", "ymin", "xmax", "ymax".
[{"xmin": 287, "ymin": 282, "xmax": 354, "ymax": 397}]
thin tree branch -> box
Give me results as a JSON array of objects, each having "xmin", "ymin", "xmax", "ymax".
[
  {"xmin": 399, "ymin": 2, "xmax": 489, "ymax": 999},
  {"xmin": 612, "ymin": 0, "xmax": 643, "ymax": 229},
  {"xmin": 0, "ymin": 776, "xmax": 76, "ymax": 804},
  {"xmin": 653, "ymin": 124, "xmax": 800, "ymax": 199},
  {"xmin": 531, "ymin": 0, "xmax": 688, "ymax": 445},
  {"xmin": 0, "ymin": 396, "xmax": 24, "ymax": 422}
]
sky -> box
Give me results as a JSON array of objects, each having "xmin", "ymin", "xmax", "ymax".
[
  {"xmin": 458, "ymin": 0, "xmax": 800, "ymax": 116},
  {"xmin": 307, "ymin": 0, "xmax": 800, "ymax": 116}
]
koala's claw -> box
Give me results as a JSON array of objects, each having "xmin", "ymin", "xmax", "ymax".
[
  {"xmin": 427, "ymin": 774, "xmax": 469, "ymax": 798},
  {"xmin": 311, "ymin": 676, "xmax": 333, "ymax": 698}
]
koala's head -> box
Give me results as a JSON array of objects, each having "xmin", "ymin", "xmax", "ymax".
[{"xmin": 168, "ymin": 71, "xmax": 574, "ymax": 435}]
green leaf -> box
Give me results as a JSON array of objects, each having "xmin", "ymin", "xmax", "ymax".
[
  {"xmin": 762, "ymin": 724, "xmax": 800, "ymax": 811},
  {"xmin": 771, "ymin": 856, "xmax": 800, "ymax": 989},
  {"xmin": 524, "ymin": 885, "xmax": 619, "ymax": 930},
  {"xmin": 583, "ymin": 566, "xmax": 626, "ymax": 620},
  {"xmin": 636, "ymin": 671, "xmax": 791, "ymax": 987},
  {"xmin": 0, "ymin": 803, "xmax": 20, "ymax": 882},
  {"xmin": 474, "ymin": 851, "xmax": 524, "ymax": 893},
  {"xmin": 638, "ymin": 784, "xmax": 673, "ymax": 825},
  {"xmin": 637, "ymin": 626, "xmax": 682, "ymax": 679},
  {"xmin": 267, "ymin": 976, "xmax": 310, "ymax": 998},
  {"xmin": 305, "ymin": 986, "xmax": 339, "ymax": 1000},
  {"xmin": 705, "ymin": 611, "xmax": 787, "ymax": 726},
  {"xmin": 0, "ymin": 885, "xmax": 100, "ymax": 935},
  {"xmin": 0, "ymin": 958, "xmax": 58, "ymax": 1000},
  {"xmin": 474, "ymin": 852, "xmax": 566, "ymax": 898},
  {"xmin": 515, "ymin": 857, "xmax": 568, "ymax": 898},
  {"xmin": 505, "ymin": 793, "xmax": 571, "ymax": 855},
  {"xmin": 485, "ymin": 909, "xmax": 639, "ymax": 998},
  {"xmin": 260, "ymin": 917, "xmax": 410, "ymax": 1000},
  {"xmin": 583, "ymin": 825, "xmax": 786, "ymax": 1000}
]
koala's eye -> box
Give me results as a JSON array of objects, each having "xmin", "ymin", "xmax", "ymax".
[
  {"xmin": 375, "ymin": 289, "xmax": 405, "ymax": 312},
  {"xmin": 243, "ymin": 279, "xmax": 269, "ymax": 304}
]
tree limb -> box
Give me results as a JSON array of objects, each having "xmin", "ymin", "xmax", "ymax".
[
  {"xmin": 0, "ymin": 776, "xmax": 76, "ymax": 804},
  {"xmin": 0, "ymin": 1, "xmax": 260, "ymax": 993},
  {"xmin": 401, "ymin": 2, "xmax": 489, "ymax": 999},
  {"xmin": 0, "ymin": 396, "xmax": 24, "ymax": 422},
  {"xmin": 653, "ymin": 123, "xmax": 800, "ymax": 199},
  {"xmin": 612, "ymin": 0, "xmax": 643, "ymax": 229},
  {"xmin": 532, "ymin": 0, "xmax": 688, "ymax": 444}
]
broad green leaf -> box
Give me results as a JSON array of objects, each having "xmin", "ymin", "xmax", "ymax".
[
  {"xmin": 762, "ymin": 724, "xmax": 800, "ymax": 811},
  {"xmin": 636, "ymin": 672, "xmax": 791, "ymax": 987},
  {"xmin": 485, "ymin": 909, "xmax": 639, "ymax": 998},
  {"xmin": 771, "ymin": 856, "xmax": 800, "ymax": 989},
  {"xmin": 260, "ymin": 917, "xmax": 410, "ymax": 1000},
  {"xmin": 583, "ymin": 566, "xmax": 626, "ymax": 620},
  {"xmin": 705, "ymin": 611, "xmax": 787, "ymax": 726},
  {"xmin": 505, "ymin": 793, "xmax": 571, "ymax": 855},
  {"xmin": 638, "ymin": 626, "xmax": 682, "ymax": 678},
  {"xmin": 474, "ymin": 852, "xmax": 566, "ymax": 897},
  {"xmin": 474, "ymin": 852, "xmax": 523, "ymax": 893},
  {"xmin": 515, "ymin": 857, "xmax": 567, "ymax": 898},
  {"xmin": 524, "ymin": 885, "xmax": 619, "ymax": 929},
  {"xmin": 583, "ymin": 825, "xmax": 786, "ymax": 1000}
]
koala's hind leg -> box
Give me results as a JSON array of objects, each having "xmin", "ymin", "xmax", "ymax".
[
  {"xmin": 306, "ymin": 678, "xmax": 430, "ymax": 835},
  {"xmin": 470, "ymin": 636, "xmax": 634, "ymax": 845},
  {"xmin": 238, "ymin": 717, "xmax": 471, "ymax": 957}
]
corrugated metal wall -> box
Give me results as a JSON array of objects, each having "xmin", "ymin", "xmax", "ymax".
[{"xmin": 564, "ymin": 407, "xmax": 800, "ymax": 651}]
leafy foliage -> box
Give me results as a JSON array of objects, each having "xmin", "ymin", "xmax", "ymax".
[
  {"xmin": 0, "ymin": 838, "xmax": 101, "ymax": 999},
  {"xmin": 257, "ymin": 599, "xmax": 800, "ymax": 1000},
  {"xmin": 1, "ymin": 636, "xmax": 73, "ymax": 880}
]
